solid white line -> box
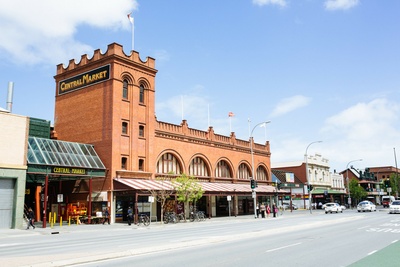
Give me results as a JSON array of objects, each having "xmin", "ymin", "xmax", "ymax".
[
  {"xmin": 392, "ymin": 240, "xmax": 398, "ymax": 244},
  {"xmin": 367, "ymin": 250, "xmax": 377, "ymax": 255},
  {"xmin": 266, "ymin": 242, "xmax": 302, "ymax": 253}
]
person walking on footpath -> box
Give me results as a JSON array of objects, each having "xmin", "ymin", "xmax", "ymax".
[
  {"xmin": 127, "ymin": 207, "xmax": 133, "ymax": 225},
  {"xmin": 272, "ymin": 203, "xmax": 277, "ymax": 218},
  {"xmin": 103, "ymin": 208, "xmax": 110, "ymax": 225},
  {"xmin": 266, "ymin": 204, "xmax": 271, "ymax": 218},
  {"xmin": 26, "ymin": 208, "xmax": 35, "ymax": 229}
]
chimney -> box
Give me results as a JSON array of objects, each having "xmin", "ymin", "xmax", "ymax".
[{"xmin": 6, "ymin": 81, "xmax": 14, "ymax": 112}]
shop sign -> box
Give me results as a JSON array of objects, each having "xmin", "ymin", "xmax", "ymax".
[
  {"xmin": 52, "ymin": 167, "xmax": 87, "ymax": 175},
  {"xmin": 58, "ymin": 65, "xmax": 110, "ymax": 95}
]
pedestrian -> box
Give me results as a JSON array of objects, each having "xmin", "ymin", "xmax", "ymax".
[
  {"xmin": 266, "ymin": 205, "xmax": 271, "ymax": 218},
  {"xmin": 272, "ymin": 203, "xmax": 277, "ymax": 218},
  {"xmin": 256, "ymin": 203, "xmax": 260, "ymax": 217},
  {"xmin": 127, "ymin": 207, "xmax": 133, "ymax": 225},
  {"xmin": 26, "ymin": 208, "xmax": 35, "ymax": 230},
  {"xmin": 103, "ymin": 208, "xmax": 110, "ymax": 225},
  {"xmin": 260, "ymin": 203, "xmax": 266, "ymax": 218}
]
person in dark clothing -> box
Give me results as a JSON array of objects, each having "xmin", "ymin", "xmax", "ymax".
[
  {"xmin": 272, "ymin": 204, "xmax": 277, "ymax": 218},
  {"xmin": 26, "ymin": 208, "xmax": 35, "ymax": 229},
  {"xmin": 127, "ymin": 207, "xmax": 133, "ymax": 225},
  {"xmin": 103, "ymin": 208, "xmax": 110, "ymax": 225}
]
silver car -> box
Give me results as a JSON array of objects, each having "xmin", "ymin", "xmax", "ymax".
[
  {"xmin": 389, "ymin": 201, "xmax": 400, "ymax": 214},
  {"xmin": 357, "ymin": 201, "xmax": 376, "ymax": 212},
  {"xmin": 324, "ymin": 203, "xmax": 343, "ymax": 214}
]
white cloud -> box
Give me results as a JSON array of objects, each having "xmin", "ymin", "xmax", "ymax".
[
  {"xmin": 270, "ymin": 95, "xmax": 311, "ymax": 117},
  {"xmin": 320, "ymin": 98, "xmax": 400, "ymax": 169},
  {"xmin": 321, "ymin": 98, "xmax": 399, "ymax": 141},
  {"xmin": 252, "ymin": 0, "xmax": 287, "ymax": 8},
  {"xmin": 0, "ymin": 0, "xmax": 137, "ymax": 65},
  {"xmin": 324, "ymin": 0, "xmax": 359, "ymax": 11}
]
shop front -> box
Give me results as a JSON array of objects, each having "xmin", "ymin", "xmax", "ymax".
[
  {"xmin": 26, "ymin": 137, "xmax": 106, "ymax": 227},
  {"xmin": 113, "ymin": 178, "xmax": 286, "ymax": 222}
]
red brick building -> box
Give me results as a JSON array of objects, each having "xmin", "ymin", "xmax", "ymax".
[{"xmin": 53, "ymin": 43, "xmax": 277, "ymax": 222}]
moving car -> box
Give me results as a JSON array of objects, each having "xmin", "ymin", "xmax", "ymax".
[
  {"xmin": 357, "ymin": 201, "xmax": 376, "ymax": 212},
  {"xmin": 281, "ymin": 203, "xmax": 298, "ymax": 210},
  {"xmin": 382, "ymin": 196, "xmax": 395, "ymax": 208},
  {"xmin": 389, "ymin": 200, "xmax": 400, "ymax": 214},
  {"xmin": 324, "ymin": 202, "xmax": 343, "ymax": 214}
]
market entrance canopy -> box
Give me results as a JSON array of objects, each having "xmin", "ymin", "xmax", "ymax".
[{"xmin": 27, "ymin": 137, "xmax": 106, "ymax": 182}]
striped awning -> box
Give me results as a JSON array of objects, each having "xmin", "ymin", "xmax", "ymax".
[{"xmin": 114, "ymin": 178, "xmax": 281, "ymax": 194}]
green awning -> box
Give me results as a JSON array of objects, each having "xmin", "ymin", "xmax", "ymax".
[{"xmin": 312, "ymin": 189, "xmax": 345, "ymax": 195}]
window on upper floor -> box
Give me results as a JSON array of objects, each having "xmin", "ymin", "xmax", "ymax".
[
  {"xmin": 122, "ymin": 122, "xmax": 128, "ymax": 135},
  {"xmin": 139, "ymin": 125, "xmax": 145, "ymax": 137},
  {"xmin": 121, "ymin": 157, "xmax": 127, "ymax": 170},
  {"xmin": 122, "ymin": 79, "xmax": 129, "ymax": 99},
  {"xmin": 139, "ymin": 84, "xmax": 144, "ymax": 103},
  {"xmin": 138, "ymin": 159, "xmax": 144, "ymax": 171},
  {"xmin": 189, "ymin": 157, "xmax": 209, "ymax": 177},
  {"xmin": 215, "ymin": 160, "xmax": 232, "ymax": 178}
]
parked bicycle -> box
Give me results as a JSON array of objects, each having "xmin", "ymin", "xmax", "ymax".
[
  {"xmin": 135, "ymin": 213, "xmax": 150, "ymax": 226},
  {"xmin": 163, "ymin": 212, "xmax": 177, "ymax": 224},
  {"xmin": 176, "ymin": 212, "xmax": 185, "ymax": 223},
  {"xmin": 189, "ymin": 209, "xmax": 206, "ymax": 222}
]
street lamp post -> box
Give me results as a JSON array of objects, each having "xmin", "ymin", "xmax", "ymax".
[
  {"xmin": 346, "ymin": 159, "xmax": 363, "ymax": 208},
  {"xmin": 305, "ymin": 141, "xmax": 322, "ymax": 214},
  {"xmin": 250, "ymin": 121, "xmax": 271, "ymax": 219}
]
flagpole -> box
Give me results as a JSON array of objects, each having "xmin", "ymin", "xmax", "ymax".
[
  {"xmin": 208, "ymin": 104, "xmax": 210, "ymax": 128},
  {"xmin": 181, "ymin": 95, "xmax": 184, "ymax": 120},
  {"xmin": 127, "ymin": 13, "xmax": 134, "ymax": 51},
  {"xmin": 248, "ymin": 118, "xmax": 251, "ymax": 139}
]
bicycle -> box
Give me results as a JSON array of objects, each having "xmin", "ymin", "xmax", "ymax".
[
  {"xmin": 189, "ymin": 210, "xmax": 206, "ymax": 222},
  {"xmin": 163, "ymin": 212, "xmax": 177, "ymax": 224},
  {"xmin": 135, "ymin": 214, "xmax": 150, "ymax": 226}
]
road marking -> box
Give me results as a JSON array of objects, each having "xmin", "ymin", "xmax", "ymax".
[
  {"xmin": 391, "ymin": 240, "xmax": 398, "ymax": 244},
  {"xmin": 266, "ymin": 242, "xmax": 302, "ymax": 253},
  {"xmin": 367, "ymin": 250, "xmax": 377, "ymax": 255}
]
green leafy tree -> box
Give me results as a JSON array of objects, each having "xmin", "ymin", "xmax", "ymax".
[
  {"xmin": 389, "ymin": 173, "xmax": 400, "ymax": 197},
  {"xmin": 349, "ymin": 178, "xmax": 367, "ymax": 206},
  {"xmin": 172, "ymin": 173, "xmax": 204, "ymax": 220}
]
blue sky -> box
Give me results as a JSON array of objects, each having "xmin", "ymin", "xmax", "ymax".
[{"xmin": 0, "ymin": 0, "xmax": 399, "ymax": 172}]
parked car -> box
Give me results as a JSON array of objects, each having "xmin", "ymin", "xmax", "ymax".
[
  {"xmin": 389, "ymin": 201, "xmax": 400, "ymax": 214},
  {"xmin": 281, "ymin": 203, "xmax": 298, "ymax": 210},
  {"xmin": 357, "ymin": 201, "xmax": 376, "ymax": 212},
  {"xmin": 324, "ymin": 202, "xmax": 343, "ymax": 214},
  {"xmin": 340, "ymin": 205, "xmax": 347, "ymax": 210}
]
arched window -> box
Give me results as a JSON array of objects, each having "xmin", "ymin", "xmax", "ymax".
[
  {"xmin": 139, "ymin": 84, "xmax": 144, "ymax": 103},
  {"xmin": 215, "ymin": 160, "xmax": 232, "ymax": 178},
  {"xmin": 189, "ymin": 157, "xmax": 209, "ymax": 177},
  {"xmin": 156, "ymin": 153, "xmax": 182, "ymax": 174},
  {"xmin": 256, "ymin": 166, "xmax": 267, "ymax": 181},
  {"xmin": 122, "ymin": 79, "xmax": 128, "ymax": 99},
  {"xmin": 237, "ymin": 163, "xmax": 251, "ymax": 179}
]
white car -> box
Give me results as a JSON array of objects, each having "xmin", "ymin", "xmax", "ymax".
[
  {"xmin": 389, "ymin": 200, "xmax": 400, "ymax": 214},
  {"xmin": 324, "ymin": 203, "xmax": 343, "ymax": 214},
  {"xmin": 357, "ymin": 201, "xmax": 376, "ymax": 212}
]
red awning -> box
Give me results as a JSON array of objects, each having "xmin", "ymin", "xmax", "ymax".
[{"xmin": 114, "ymin": 178, "xmax": 279, "ymax": 194}]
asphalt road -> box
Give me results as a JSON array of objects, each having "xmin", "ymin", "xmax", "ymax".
[{"xmin": 1, "ymin": 208, "xmax": 399, "ymax": 267}]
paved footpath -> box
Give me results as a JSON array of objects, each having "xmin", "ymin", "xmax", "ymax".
[{"xmin": 0, "ymin": 209, "xmax": 308, "ymax": 238}]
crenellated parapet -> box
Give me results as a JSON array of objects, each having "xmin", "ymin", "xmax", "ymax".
[
  {"xmin": 56, "ymin": 42, "xmax": 156, "ymax": 74},
  {"xmin": 155, "ymin": 119, "xmax": 270, "ymax": 155}
]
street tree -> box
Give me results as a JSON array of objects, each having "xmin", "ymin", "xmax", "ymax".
[
  {"xmin": 173, "ymin": 173, "xmax": 204, "ymax": 220},
  {"xmin": 349, "ymin": 178, "xmax": 367, "ymax": 205},
  {"xmin": 148, "ymin": 176, "xmax": 174, "ymax": 223}
]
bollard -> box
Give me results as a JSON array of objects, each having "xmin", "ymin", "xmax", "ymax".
[
  {"xmin": 60, "ymin": 216, "xmax": 62, "ymax": 227},
  {"xmin": 68, "ymin": 216, "xmax": 71, "ymax": 226}
]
